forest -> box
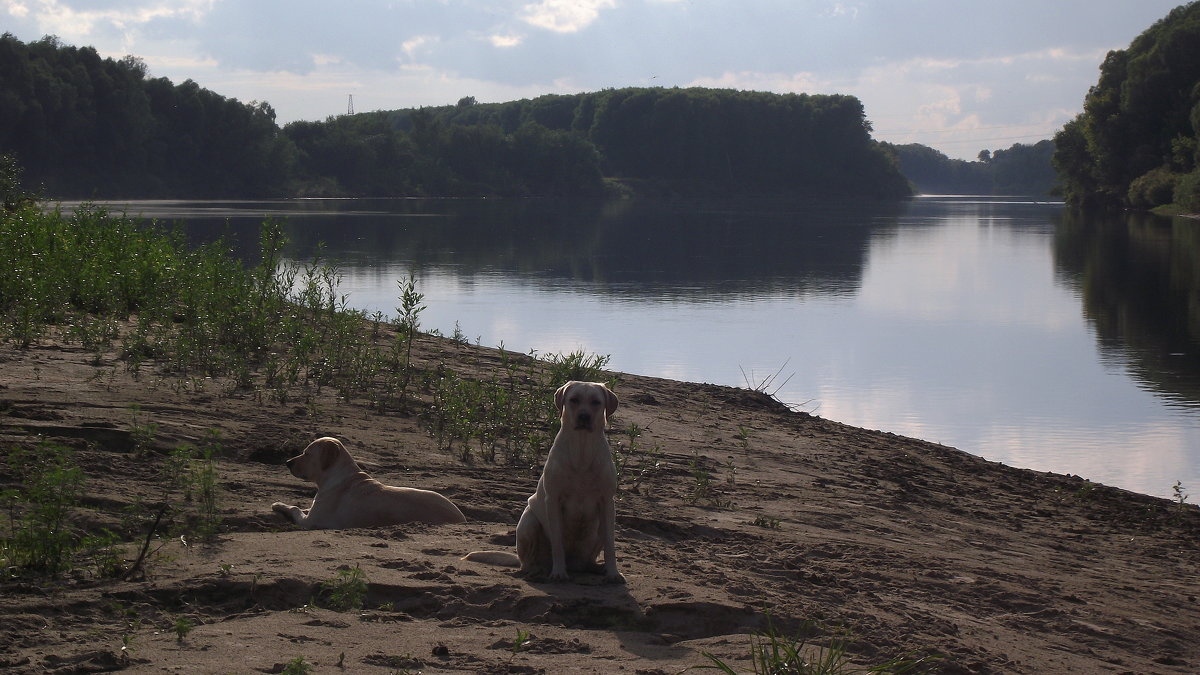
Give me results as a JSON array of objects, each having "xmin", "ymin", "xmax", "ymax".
[
  {"xmin": 1053, "ymin": 1, "xmax": 1200, "ymax": 211},
  {"xmin": 0, "ymin": 33, "xmax": 917, "ymax": 200},
  {"xmin": 0, "ymin": 34, "xmax": 292, "ymax": 198},
  {"xmin": 886, "ymin": 140, "xmax": 1057, "ymax": 195},
  {"xmin": 1, "ymin": 31, "xmax": 1073, "ymax": 202}
]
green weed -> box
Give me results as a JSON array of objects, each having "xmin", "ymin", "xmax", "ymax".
[
  {"xmin": 128, "ymin": 403, "xmax": 160, "ymax": 456},
  {"xmin": 1170, "ymin": 481, "xmax": 1190, "ymax": 525},
  {"xmin": 740, "ymin": 360, "xmax": 795, "ymax": 399},
  {"xmin": 545, "ymin": 349, "xmax": 611, "ymax": 385},
  {"xmin": 687, "ymin": 450, "xmax": 733, "ymax": 508},
  {"xmin": 320, "ymin": 565, "xmax": 368, "ymax": 611},
  {"xmin": 172, "ymin": 616, "xmax": 195, "ymax": 641},
  {"xmin": 736, "ymin": 426, "xmax": 752, "ymax": 454},
  {"xmin": 699, "ymin": 616, "xmax": 935, "ymax": 674},
  {"xmin": 281, "ymin": 656, "xmax": 314, "ymax": 675},
  {"xmin": 613, "ymin": 422, "xmax": 664, "ymax": 493},
  {"xmin": 688, "ymin": 450, "xmax": 715, "ymax": 504},
  {"xmin": 753, "ymin": 515, "xmax": 782, "ymax": 529},
  {"xmin": 1, "ymin": 441, "xmax": 85, "ymax": 577},
  {"xmin": 512, "ymin": 628, "xmax": 532, "ymax": 654},
  {"xmin": 394, "ymin": 273, "xmax": 425, "ymax": 411}
]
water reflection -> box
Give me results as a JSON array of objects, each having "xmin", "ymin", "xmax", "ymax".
[
  {"xmin": 276, "ymin": 198, "xmax": 904, "ymax": 300},
  {"xmin": 1054, "ymin": 209, "xmax": 1200, "ymax": 407}
]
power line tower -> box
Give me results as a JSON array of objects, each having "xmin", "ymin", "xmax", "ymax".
[{"xmin": 347, "ymin": 94, "xmax": 354, "ymax": 115}]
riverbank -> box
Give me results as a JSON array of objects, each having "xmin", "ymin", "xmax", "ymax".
[{"xmin": 1, "ymin": 331, "xmax": 1198, "ymax": 674}]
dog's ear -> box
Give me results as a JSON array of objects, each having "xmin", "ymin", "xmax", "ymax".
[
  {"xmin": 602, "ymin": 385, "xmax": 619, "ymax": 417},
  {"xmin": 319, "ymin": 438, "xmax": 342, "ymax": 472},
  {"xmin": 554, "ymin": 381, "xmax": 575, "ymax": 413}
]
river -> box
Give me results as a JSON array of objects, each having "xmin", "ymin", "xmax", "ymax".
[{"xmin": 70, "ymin": 195, "xmax": 1200, "ymax": 500}]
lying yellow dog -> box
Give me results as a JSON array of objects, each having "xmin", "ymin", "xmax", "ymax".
[{"xmin": 272, "ymin": 437, "xmax": 465, "ymax": 529}]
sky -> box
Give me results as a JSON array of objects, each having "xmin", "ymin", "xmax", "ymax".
[{"xmin": 1, "ymin": 0, "xmax": 1189, "ymax": 160}]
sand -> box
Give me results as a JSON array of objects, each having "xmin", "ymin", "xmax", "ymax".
[{"xmin": 1, "ymin": 334, "xmax": 1198, "ymax": 674}]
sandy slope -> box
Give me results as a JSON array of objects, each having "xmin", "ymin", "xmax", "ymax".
[{"xmin": 1, "ymin": 335, "xmax": 1198, "ymax": 674}]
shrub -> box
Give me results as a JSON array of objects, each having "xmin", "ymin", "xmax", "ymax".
[
  {"xmin": 1, "ymin": 442, "xmax": 85, "ymax": 576},
  {"xmin": 1174, "ymin": 169, "xmax": 1200, "ymax": 212},
  {"xmin": 1127, "ymin": 166, "xmax": 1178, "ymax": 208}
]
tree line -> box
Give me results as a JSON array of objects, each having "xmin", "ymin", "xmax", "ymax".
[
  {"xmin": 383, "ymin": 88, "xmax": 911, "ymax": 199},
  {"xmin": 0, "ymin": 34, "xmax": 292, "ymax": 198},
  {"xmin": 1053, "ymin": 2, "xmax": 1200, "ymax": 211},
  {"xmin": 885, "ymin": 140, "xmax": 1057, "ymax": 195},
  {"xmin": 1, "ymin": 33, "xmax": 914, "ymax": 200}
]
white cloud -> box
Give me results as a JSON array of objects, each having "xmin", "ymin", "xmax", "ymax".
[
  {"xmin": 401, "ymin": 35, "xmax": 436, "ymax": 60},
  {"xmin": 686, "ymin": 70, "xmax": 836, "ymax": 95},
  {"xmin": 143, "ymin": 53, "xmax": 218, "ymax": 71},
  {"xmin": 6, "ymin": 1, "xmax": 29, "ymax": 18},
  {"xmin": 825, "ymin": 2, "xmax": 861, "ymax": 19},
  {"xmin": 521, "ymin": 0, "xmax": 615, "ymax": 33},
  {"xmin": 9, "ymin": 0, "xmax": 212, "ymax": 42},
  {"xmin": 490, "ymin": 33, "xmax": 523, "ymax": 48}
]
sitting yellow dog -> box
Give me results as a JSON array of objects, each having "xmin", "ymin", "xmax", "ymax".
[{"xmin": 466, "ymin": 381, "xmax": 624, "ymax": 583}]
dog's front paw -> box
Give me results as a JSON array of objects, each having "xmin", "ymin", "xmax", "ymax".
[
  {"xmin": 602, "ymin": 572, "xmax": 626, "ymax": 585},
  {"xmin": 271, "ymin": 502, "xmax": 293, "ymax": 515},
  {"xmin": 548, "ymin": 570, "xmax": 570, "ymax": 583}
]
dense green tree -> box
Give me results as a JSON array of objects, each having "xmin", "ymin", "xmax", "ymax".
[
  {"xmin": 1053, "ymin": 2, "xmax": 1200, "ymax": 208},
  {"xmin": 1, "ymin": 33, "xmax": 912, "ymax": 200},
  {"xmin": 382, "ymin": 87, "xmax": 910, "ymax": 199},
  {"xmin": 886, "ymin": 140, "xmax": 1055, "ymax": 195},
  {"xmin": 0, "ymin": 33, "xmax": 294, "ymax": 197}
]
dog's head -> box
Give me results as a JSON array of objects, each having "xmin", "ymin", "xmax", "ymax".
[
  {"xmin": 284, "ymin": 436, "xmax": 350, "ymax": 483},
  {"xmin": 554, "ymin": 381, "xmax": 618, "ymax": 433}
]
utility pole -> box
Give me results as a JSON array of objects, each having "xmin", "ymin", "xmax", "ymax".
[{"xmin": 347, "ymin": 94, "xmax": 354, "ymax": 115}]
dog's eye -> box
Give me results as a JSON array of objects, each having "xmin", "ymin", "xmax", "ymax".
[{"xmin": 569, "ymin": 397, "xmax": 580, "ymax": 405}]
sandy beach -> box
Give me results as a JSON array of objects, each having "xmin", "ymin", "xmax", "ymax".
[{"xmin": 2, "ymin": 332, "xmax": 1198, "ymax": 674}]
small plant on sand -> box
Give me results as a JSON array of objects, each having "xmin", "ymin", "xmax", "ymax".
[
  {"xmin": 321, "ymin": 564, "xmax": 368, "ymax": 611},
  {"xmin": 699, "ymin": 615, "xmax": 935, "ymax": 674},
  {"xmin": 281, "ymin": 656, "xmax": 314, "ymax": 675},
  {"xmin": 545, "ymin": 349, "xmax": 611, "ymax": 385},
  {"xmin": 688, "ymin": 451, "xmax": 712, "ymax": 503},
  {"xmin": 512, "ymin": 628, "xmax": 532, "ymax": 654},
  {"xmin": 753, "ymin": 514, "xmax": 782, "ymax": 529},
  {"xmin": 393, "ymin": 273, "xmax": 426, "ymax": 411},
  {"xmin": 172, "ymin": 616, "xmax": 194, "ymax": 641},
  {"xmin": 740, "ymin": 360, "xmax": 795, "ymax": 399},
  {"xmin": 162, "ymin": 431, "xmax": 223, "ymax": 541},
  {"xmin": 119, "ymin": 630, "xmax": 138, "ymax": 665},
  {"xmin": 688, "ymin": 450, "xmax": 733, "ymax": 507},
  {"xmin": 1, "ymin": 441, "xmax": 85, "ymax": 577},
  {"xmin": 736, "ymin": 425, "xmax": 751, "ymax": 450},
  {"xmin": 1170, "ymin": 481, "xmax": 1190, "ymax": 525},
  {"xmin": 127, "ymin": 404, "xmax": 160, "ymax": 456},
  {"xmin": 612, "ymin": 422, "xmax": 663, "ymax": 493}
]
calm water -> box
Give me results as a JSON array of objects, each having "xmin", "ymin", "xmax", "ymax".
[{"xmin": 76, "ymin": 196, "xmax": 1200, "ymax": 499}]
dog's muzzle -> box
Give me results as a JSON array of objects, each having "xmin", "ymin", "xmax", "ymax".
[{"xmin": 574, "ymin": 412, "xmax": 593, "ymax": 431}]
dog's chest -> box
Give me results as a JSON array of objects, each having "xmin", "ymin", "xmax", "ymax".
[{"xmin": 546, "ymin": 446, "xmax": 616, "ymax": 494}]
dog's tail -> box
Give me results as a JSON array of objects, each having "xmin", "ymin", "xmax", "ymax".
[{"xmin": 461, "ymin": 550, "xmax": 520, "ymax": 567}]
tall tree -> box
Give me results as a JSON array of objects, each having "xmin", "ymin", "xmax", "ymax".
[{"xmin": 1053, "ymin": 2, "xmax": 1200, "ymax": 209}]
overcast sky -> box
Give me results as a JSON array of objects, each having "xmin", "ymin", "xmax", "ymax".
[{"xmin": 2, "ymin": 0, "xmax": 1187, "ymax": 159}]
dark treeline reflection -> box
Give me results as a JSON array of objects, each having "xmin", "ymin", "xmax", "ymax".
[
  {"xmin": 172, "ymin": 198, "xmax": 905, "ymax": 300},
  {"xmin": 1054, "ymin": 209, "xmax": 1200, "ymax": 406}
]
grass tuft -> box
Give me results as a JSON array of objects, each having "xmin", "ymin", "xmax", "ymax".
[
  {"xmin": 699, "ymin": 614, "xmax": 937, "ymax": 674},
  {"xmin": 320, "ymin": 564, "xmax": 368, "ymax": 611}
]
